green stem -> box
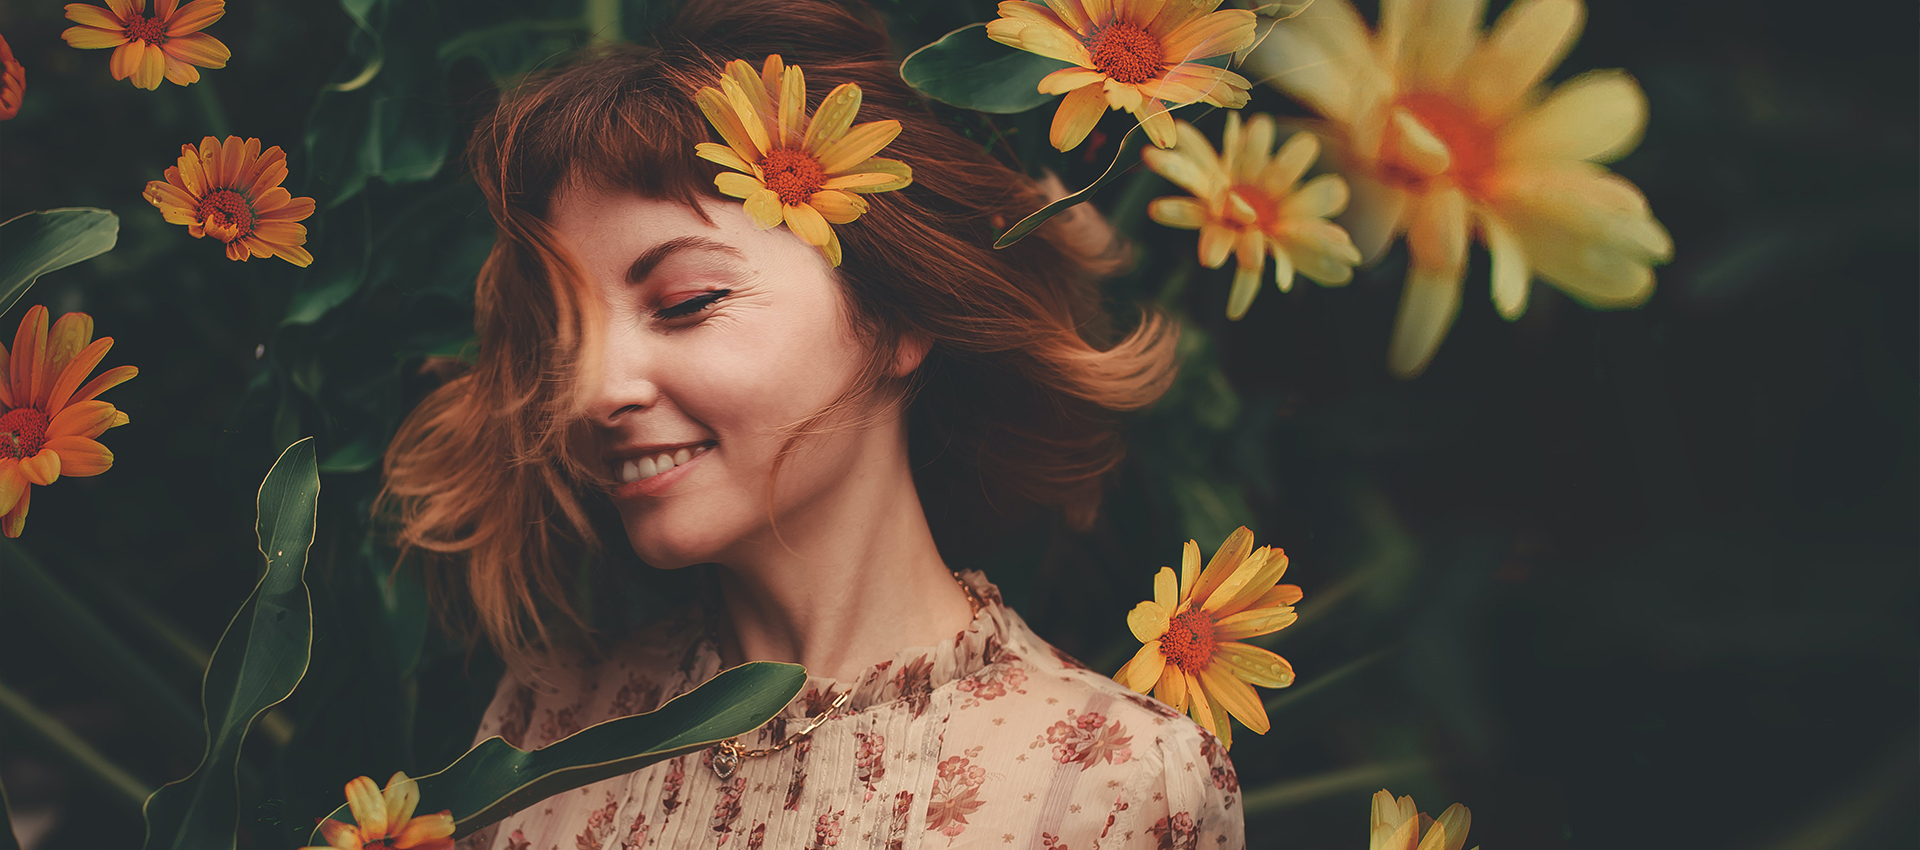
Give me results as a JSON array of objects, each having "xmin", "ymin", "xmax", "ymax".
[
  {"xmin": 1261, "ymin": 647, "xmax": 1390, "ymax": 715},
  {"xmin": 584, "ymin": 0, "xmax": 623, "ymax": 45},
  {"xmin": 0, "ymin": 541, "xmax": 204, "ymax": 763},
  {"xmin": 192, "ymin": 78, "xmax": 231, "ymax": 138},
  {"xmin": 0, "ymin": 771, "xmax": 19, "ymax": 850},
  {"xmin": 1240, "ymin": 759, "xmax": 1426, "ymax": 818},
  {"xmin": 0, "ymin": 678, "xmax": 153, "ymax": 813}
]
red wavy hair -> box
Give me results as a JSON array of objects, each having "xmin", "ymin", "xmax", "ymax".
[{"xmin": 379, "ymin": 0, "xmax": 1180, "ymax": 663}]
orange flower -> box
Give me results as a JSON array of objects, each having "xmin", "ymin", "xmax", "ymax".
[
  {"xmin": 0, "ymin": 32, "xmax": 24, "ymax": 121},
  {"xmin": 1251, "ymin": 0, "xmax": 1673, "ymax": 377},
  {"xmin": 0, "ymin": 306, "xmax": 136, "ymax": 539},
  {"xmin": 1369, "ymin": 790, "xmax": 1474, "ymax": 850},
  {"xmin": 301, "ymin": 772, "xmax": 455, "ymax": 850},
  {"xmin": 694, "ymin": 55, "xmax": 912, "ymax": 268},
  {"xmin": 143, "ymin": 136, "xmax": 317, "ymax": 266},
  {"xmin": 62, "ymin": 0, "xmax": 229, "ymax": 90},
  {"xmin": 1114, "ymin": 527, "xmax": 1300, "ymax": 749},
  {"xmin": 988, "ymin": 0, "xmax": 1258, "ymax": 151}
]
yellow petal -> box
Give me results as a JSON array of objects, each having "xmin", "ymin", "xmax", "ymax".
[
  {"xmin": 1282, "ymin": 173, "xmax": 1350, "ymax": 220},
  {"xmin": 1387, "ymin": 263, "xmax": 1466, "ymax": 379},
  {"xmin": 695, "ymin": 142, "xmax": 754, "ymax": 174},
  {"xmin": 39, "ymin": 313, "xmax": 94, "ymax": 408},
  {"xmin": 822, "ymin": 157, "xmax": 911, "ymax": 193},
  {"xmin": 1197, "ymin": 222, "xmax": 1234, "ymax": 269},
  {"xmin": 821, "ymin": 226, "xmax": 843, "ymax": 268},
  {"xmin": 808, "ymin": 189, "xmax": 867, "ymax": 225},
  {"xmin": 1121, "ymin": 640, "xmax": 1165, "ymax": 693},
  {"xmin": 1161, "ymin": 9, "xmax": 1257, "ymax": 61},
  {"xmin": 65, "ymin": 5, "xmax": 125, "ymax": 29},
  {"xmin": 0, "ymin": 467, "xmax": 22, "ymax": 518},
  {"xmin": 163, "ymin": 32, "xmax": 229, "ymax": 68},
  {"xmin": 1178, "ymin": 539, "xmax": 1201, "ymax": 603},
  {"xmin": 782, "ymin": 201, "xmax": 831, "ymax": 247},
  {"xmin": 1214, "ymin": 641, "xmax": 1295, "ymax": 688},
  {"xmin": 816, "ymin": 120, "xmax": 901, "ymax": 174},
  {"xmin": 381, "ymin": 772, "xmax": 419, "ymax": 830},
  {"xmin": 68, "ymin": 364, "xmax": 135, "ymax": 405},
  {"xmin": 11, "ymin": 306, "xmax": 45, "ymax": 408},
  {"xmin": 1147, "ymin": 196, "xmax": 1207, "ymax": 230},
  {"xmin": 1390, "ymin": 108, "xmax": 1452, "ymax": 178},
  {"xmin": 1040, "ymin": 0, "xmax": 1092, "ymax": 33},
  {"xmin": 695, "ymin": 87, "xmax": 763, "ymax": 163},
  {"xmin": 61, "ymin": 25, "xmax": 129, "ymax": 50},
  {"xmin": 166, "ymin": 0, "xmax": 227, "ymax": 37},
  {"xmin": 1049, "ymin": 82, "xmax": 1108, "ymax": 152},
  {"xmin": 1152, "ymin": 566, "xmax": 1178, "ymax": 611},
  {"xmin": 1184, "ymin": 668, "xmax": 1216, "ymax": 735},
  {"xmin": 1259, "ymin": 131, "xmax": 1319, "ymax": 194},
  {"xmin": 44, "ymin": 436, "xmax": 112, "ymax": 477},
  {"xmin": 1502, "ymin": 69, "xmax": 1648, "ymax": 164},
  {"xmin": 344, "ymin": 776, "xmax": 388, "ymax": 838},
  {"xmin": 1283, "ymin": 219, "xmax": 1363, "ymax": 285},
  {"xmin": 133, "ymin": 42, "xmax": 166, "ymax": 90},
  {"xmin": 742, "ymin": 189, "xmax": 783, "ymax": 230},
  {"xmin": 1188, "ymin": 526, "xmax": 1253, "ymax": 610},
  {"xmin": 1464, "ymin": 0, "xmax": 1583, "ymax": 115},
  {"xmin": 719, "ymin": 76, "xmax": 771, "ymax": 158},
  {"xmin": 775, "ymin": 64, "xmax": 805, "ymax": 148},
  {"xmin": 1208, "ymin": 547, "xmax": 1294, "ymax": 616},
  {"xmin": 1480, "ymin": 211, "xmax": 1530, "ymax": 320},
  {"xmin": 1, "ymin": 484, "xmax": 29, "ymax": 538},
  {"xmin": 1213, "ymin": 605, "xmax": 1297, "ymax": 641},
  {"xmin": 714, "ymin": 171, "xmax": 763, "ymax": 200},
  {"xmin": 1431, "ymin": 804, "xmax": 1471, "ymax": 850},
  {"xmin": 47, "ymin": 336, "xmax": 111, "ymax": 414},
  {"xmin": 1225, "ymin": 230, "xmax": 1265, "ymax": 320},
  {"xmin": 1268, "ymin": 240, "xmax": 1297, "ymax": 293},
  {"xmin": 1197, "ymin": 663, "xmax": 1269, "ymax": 734},
  {"xmin": 1153, "ymin": 661, "xmax": 1189, "ymax": 713},
  {"xmin": 1141, "ymin": 141, "xmax": 1225, "ymax": 200},
  {"xmin": 1137, "ymin": 101, "xmax": 1177, "ymax": 149},
  {"xmin": 803, "ymin": 82, "xmax": 862, "ymax": 152},
  {"xmin": 392, "ymin": 811, "xmax": 455, "ymax": 846},
  {"xmin": 1126, "ymin": 599, "xmax": 1170, "ymax": 643},
  {"xmin": 992, "ymin": 15, "xmax": 1093, "ymax": 66},
  {"xmin": 1234, "ymin": 113, "xmax": 1275, "ymax": 184},
  {"xmin": 1038, "ymin": 66, "xmax": 1106, "ymax": 95}
]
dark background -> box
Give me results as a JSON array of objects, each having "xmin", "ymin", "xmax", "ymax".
[{"xmin": 0, "ymin": 1, "xmax": 1912, "ymax": 848}]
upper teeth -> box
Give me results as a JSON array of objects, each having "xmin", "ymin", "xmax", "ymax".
[{"xmin": 616, "ymin": 444, "xmax": 711, "ymax": 483}]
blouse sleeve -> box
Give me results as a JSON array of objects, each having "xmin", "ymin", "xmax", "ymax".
[{"xmin": 1107, "ymin": 723, "xmax": 1244, "ymax": 849}]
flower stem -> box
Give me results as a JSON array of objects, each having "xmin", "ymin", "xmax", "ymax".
[
  {"xmin": 585, "ymin": 0, "xmax": 623, "ymax": 45},
  {"xmin": 193, "ymin": 77, "xmax": 231, "ymax": 139},
  {"xmin": 0, "ymin": 677, "xmax": 153, "ymax": 813}
]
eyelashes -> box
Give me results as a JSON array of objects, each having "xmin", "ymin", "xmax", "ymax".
[{"xmin": 653, "ymin": 289, "xmax": 731, "ymax": 320}]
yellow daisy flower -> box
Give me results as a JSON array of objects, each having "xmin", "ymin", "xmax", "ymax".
[
  {"xmin": 61, "ymin": 0, "xmax": 230, "ymax": 90},
  {"xmin": 0, "ymin": 306, "xmax": 136, "ymax": 539},
  {"xmin": 1114, "ymin": 526, "xmax": 1301, "ymax": 749},
  {"xmin": 142, "ymin": 136, "xmax": 317, "ymax": 266},
  {"xmin": 1251, "ymin": 0, "xmax": 1674, "ymax": 377},
  {"xmin": 988, "ymin": 0, "xmax": 1258, "ymax": 152},
  {"xmin": 1144, "ymin": 112, "xmax": 1364, "ymax": 320},
  {"xmin": 1370, "ymin": 789, "xmax": 1476, "ymax": 850},
  {"xmin": 693, "ymin": 55, "xmax": 913, "ymax": 268},
  {"xmin": 301, "ymin": 772, "xmax": 455, "ymax": 850}
]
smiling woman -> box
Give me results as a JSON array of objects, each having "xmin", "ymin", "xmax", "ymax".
[{"xmin": 375, "ymin": 0, "xmax": 1242, "ymax": 846}]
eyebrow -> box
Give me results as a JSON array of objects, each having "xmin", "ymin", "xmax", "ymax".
[{"xmin": 625, "ymin": 236, "xmax": 745, "ymax": 285}]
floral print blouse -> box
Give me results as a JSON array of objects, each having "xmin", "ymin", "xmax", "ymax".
[{"xmin": 455, "ymin": 571, "xmax": 1243, "ymax": 850}]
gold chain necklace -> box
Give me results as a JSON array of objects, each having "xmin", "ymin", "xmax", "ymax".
[{"xmin": 705, "ymin": 571, "xmax": 985, "ymax": 780}]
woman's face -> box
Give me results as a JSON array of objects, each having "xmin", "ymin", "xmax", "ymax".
[{"xmin": 552, "ymin": 184, "xmax": 905, "ymax": 568}]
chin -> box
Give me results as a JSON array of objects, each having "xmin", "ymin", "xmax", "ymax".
[{"xmin": 619, "ymin": 509, "xmax": 738, "ymax": 570}]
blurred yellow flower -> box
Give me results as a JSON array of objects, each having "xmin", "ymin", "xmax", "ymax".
[
  {"xmin": 0, "ymin": 32, "xmax": 24, "ymax": 121},
  {"xmin": 302, "ymin": 772, "xmax": 455, "ymax": 850},
  {"xmin": 0, "ymin": 306, "xmax": 135, "ymax": 539},
  {"xmin": 1144, "ymin": 113, "xmax": 1363, "ymax": 320},
  {"xmin": 61, "ymin": 0, "xmax": 230, "ymax": 90},
  {"xmin": 143, "ymin": 136, "xmax": 317, "ymax": 266},
  {"xmin": 1114, "ymin": 526, "xmax": 1300, "ymax": 750},
  {"xmin": 1370, "ymin": 789, "xmax": 1476, "ymax": 850},
  {"xmin": 694, "ymin": 55, "xmax": 912, "ymax": 268},
  {"xmin": 988, "ymin": 0, "xmax": 1257, "ymax": 151},
  {"xmin": 1251, "ymin": 0, "xmax": 1673, "ymax": 377}
]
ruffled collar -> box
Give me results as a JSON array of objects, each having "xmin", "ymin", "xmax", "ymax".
[{"xmin": 690, "ymin": 569, "xmax": 1019, "ymax": 722}]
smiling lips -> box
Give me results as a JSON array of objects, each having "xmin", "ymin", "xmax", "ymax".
[{"xmin": 613, "ymin": 442, "xmax": 715, "ymax": 484}]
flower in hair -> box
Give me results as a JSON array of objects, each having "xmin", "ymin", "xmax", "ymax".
[
  {"xmin": 988, "ymin": 0, "xmax": 1258, "ymax": 152},
  {"xmin": 1143, "ymin": 113, "xmax": 1362, "ymax": 321},
  {"xmin": 694, "ymin": 55, "xmax": 913, "ymax": 267},
  {"xmin": 143, "ymin": 135, "xmax": 317, "ymax": 266}
]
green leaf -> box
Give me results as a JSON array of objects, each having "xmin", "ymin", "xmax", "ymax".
[
  {"xmin": 309, "ymin": 661, "xmax": 807, "ymax": 839},
  {"xmin": 319, "ymin": 437, "xmax": 382, "ymax": 474},
  {"xmin": 0, "ymin": 209, "xmax": 118, "ymax": 317},
  {"xmin": 142, "ymin": 439, "xmax": 321, "ymax": 850},
  {"xmin": 899, "ymin": 23, "xmax": 1072, "ymax": 114},
  {"xmin": 994, "ymin": 122, "xmax": 1151, "ymax": 249}
]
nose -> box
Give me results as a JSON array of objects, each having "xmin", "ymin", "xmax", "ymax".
[{"xmin": 582, "ymin": 318, "xmax": 661, "ymax": 427}]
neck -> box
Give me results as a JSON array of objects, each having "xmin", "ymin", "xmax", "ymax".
[{"xmin": 711, "ymin": 424, "xmax": 974, "ymax": 683}]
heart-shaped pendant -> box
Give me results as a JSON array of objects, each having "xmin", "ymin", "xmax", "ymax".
[{"xmin": 709, "ymin": 741, "xmax": 741, "ymax": 780}]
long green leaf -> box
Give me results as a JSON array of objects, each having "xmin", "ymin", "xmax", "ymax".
[
  {"xmin": 310, "ymin": 661, "xmax": 806, "ymax": 840},
  {"xmin": 0, "ymin": 209, "xmax": 118, "ymax": 317},
  {"xmin": 899, "ymin": 23, "xmax": 1071, "ymax": 114},
  {"xmin": 0, "ymin": 677, "xmax": 152, "ymax": 813},
  {"xmin": 142, "ymin": 439, "xmax": 321, "ymax": 850},
  {"xmin": 993, "ymin": 122, "xmax": 1153, "ymax": 249},
  {"xmin": 1240, "ymin": 760, "xmax": 1427, "ymax": 818}
]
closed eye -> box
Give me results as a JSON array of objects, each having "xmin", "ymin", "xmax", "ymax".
[{"xmin": 654, "ymin": 289, "xmax": 731, "ymax": 320}]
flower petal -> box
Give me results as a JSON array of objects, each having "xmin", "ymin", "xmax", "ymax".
[
  {"xmin": 720, "ymin": 77, "xmax": 771, "ymax": 158},
  {"xmin": 1502, "ymin": 69, "xmax": 1648, "ymax": 164},
  {"xmin": 1037, "ymin": 66, "xmax": 1105, "ymax": 95},
  {"xmin": 48, "ymin": 400, "xmax": 122, "ymax": 440},
  {"xmin": 40, "ymin": 313, "xmax": 94, "ymax": 407},
  {"xmin": 64, "ymin": 4, "xmax": 125, "ymax": 29},
  {"xmin": 0, "ymin": 467, "xmax": 24, "ymax": 518},
  {"xmin": 1161, "ymin": 9, "xmax": 1257, "ymax": 62},
  {"xmin": 802, "ymin": 82, "xmax": 862, "ymax": 152},
  {"xmin": 1178, "ymin": 539, "xmax": 1201, "ymax": 603},
  {"xmin": 47, "ymin": 336, "xmax": 111, "ymax": 414},
  {"xmin": 782, "ymin": 201, "xmax": 831, "ymax": 247},
  {"xmin": 381, "ymin": 772, "xmax": 420, "ymax": 832},
  {"xmin": 816, "ymin": 120, "xmax": 901, "ymax": 175},
  {"xmin": 61, "ymin": 25, "xmax": 129, "ymax": 50},
  {"xmin": 11, "ymin": 305, "xmax": 46, "ymax": 408},
  {"xmin": 1480, "ymin": 210, "xmax": 1530, "ymax": 320},
  {"xmin": 344, "ymin": 776, "xmax": 389, "ymax": 839},
  {"xmin": 695, "ymin": 87, "xmax": 763, "ymax": 164},
  {"xmin": 1126, "ymin": 599, "xmax": 1170, "ymax": 643},
  {"xmin": 163, "ymin": 32, "xmax": 228, "ymax": 68},
  {"xmin": 989, "ymin": 15, "xmax": 1092, "ymax": 66},
  {"xmin": 1213, "ymin": 605, "xmax": 1298, "ymax": 641},
  {"xmin": 1189, "ymin": 526, "xmax": 1254, "ymax": 609},
  {"xmin": 1464, "ymin": 0, "xmax": 1583, "ymax": 115},
  {"xmin": 1152, "ymin": 566, "xmax": 1178, "ymax": 611},
  {"xmin": 1153, "ymin": 661, "xmax": 1189, "ymax": 714},
  {"xmin": 133, "ymin": 40, "xmax": 166, "ymax": 89},
  {"xmin": 821, "ymin": 157, "xmax": 912, "ymax": 193},
  {"xmin": 166, "ymin": 0, "xmax": 227, "ymax": 36},
  {"xmin": 1225, "ymin": 229, "xmax": 1265, "ymax": 320},
  {"xmin": 2, "ymin": 484, "xmax": 29, "ymax": 539},
  {"xmin": 1148, "ymin": 196, "xmax": 1207, "ymax": 230},
  {"xmin": 1267, "ymin": 240, "xmax": 1297, "ymax": 293},
  {"xmin": 807, "ymin": 189, "xmax": 867, "ymax": 225},
  {"xmin": 163, "ymin": 55, "xmax": 201, "ymax": 85},
  {"xmin": 1282, "ymin": 173, "xmax": 1350, "ymax": 220},
  {"xmin": 44, "ymin": 436, "xmax": 112, "ymax": 477},
  {"xmin": 392, "ymin": 811, "xmax": 456, "ymax": 848},
  {"xmin": 1196, "ymin": 221, "xmax": 1234, "ymax": 268},
  {"xmin": 1120, "ymin": 640, "xmax": 1165, "ymax": 693},
  {"xmin": 1048, "ymin": 82, "xmax": 1108, "ymax": 152},
  {"xmin": 714, "ymin": 171, "xmax": 763, "ymax": 200},
  {"xmin": 1197, "ymin": 663, "xmax": 1269, "ymax": 734},
  {"xmin": 1213, "ymin": 641, "xmax": 1295, "ymax": 688},
  {"xmin": 20, "ymin": 449, "xmax": 59, "ymax": 487},
  {"xmin": 742, "ymin": 189, "xmax": 783, "ymax": 230},
  {"xmin": 110, "ymin": 40, "xmax": 145, "ymax": 81}
]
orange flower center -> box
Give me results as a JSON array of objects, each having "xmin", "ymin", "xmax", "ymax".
[
  {"xmin": 1224, "ymin": 185, "xmax": 1278, "ymax": 232},
  {"xmin": 1378, "ymin": 91, "xmax": 1498, "ymax": 196},
  {"xmin": 1089, "ymin": 22, "xmax": 1165, "ymax": 86},
  {"xmin": 0, "ymin": 408, "xmax": 49, "ymax": 460},
  {"xmin": 761, "ymin": 149, "xmax": 825, "ymax": 207},
  {"xmin": 124, "ymin": 13, "xmax": 169, "ymax": 46},
  {"xmin": 1158, "ymin": 607, "xmax": 1217, "ymax": 674},
  {"xmin": 197, "ymin": 189, "xmax": 256, "ymax": 243}
]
